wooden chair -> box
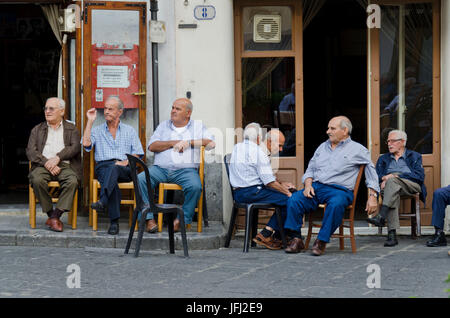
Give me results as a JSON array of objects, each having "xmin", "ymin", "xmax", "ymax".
[
  {"xmin": 377, "ymin": 193, "xmax": 421, "ymax": 238},
  {"xmin": 156, "ymin": 146, "xmax": 205, "ymax": 233},
  {"xmin": 89, "ymin": 150, "xmax": 136, "ymax": 231},
  {"xmin": 28, "ymin": 163, "xmax": 78, "ymax": 229},
  {"xmin": 305, "ymin": 165, "xmax": 365, "ymax": 253}
]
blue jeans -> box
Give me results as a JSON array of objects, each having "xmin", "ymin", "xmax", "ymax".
[
  {"xmin": 137, "ymin": 166, "xmax": 202, "ymax": 224},
  {"xmin": 285, "ymin": 182, "xmax": 353, "ymax": 243},
  {"xmin": 233, "ymin": 185, "xmax": 289, "ymax": 232},
  {"xmin": 431, "ymin": 185, "xmax": 450, "ymax": 229}
]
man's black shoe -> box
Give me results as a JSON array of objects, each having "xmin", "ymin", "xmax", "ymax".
[
  {"xmin": 367, "ymin": 214, "xmax": 386, "ymax": 227},
  {"xmin": 91, "ymin": 201, "xmax": 105, "ymax": 212},
  {"xmin": 108, "ymin": 222, "xmax": 119, "ymax": 235},
  {"xmin": 384, "ymin": 230, "xmax": 398, "ymax": 247},
  {"xmin": 426, "ymin": 232, "xmax": 447, "ymax": 247}
]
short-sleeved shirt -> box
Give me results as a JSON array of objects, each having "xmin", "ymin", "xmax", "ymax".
[
  {"xmin": 84, "ymin": 122, "xmax": 144, "ymax": 162},
  {"xmin": 229, "ymin": 140, "xmax": 276, "ymax": 188},
  {"xmin": 150, "ymin": 119, "xmax": 214, "ymax": 170}
]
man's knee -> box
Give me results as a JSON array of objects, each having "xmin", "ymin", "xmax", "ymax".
[
  {"xmin": 185, "ymin": 178, "xmax": 202, "ymax": 194},
  {"xmin": 433, "ymin": 187, "xmax": 447, "ymax": 200}
]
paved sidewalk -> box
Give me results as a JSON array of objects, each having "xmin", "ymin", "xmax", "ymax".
[{"xmin": 0, "ymin": 235, "xmax": 448, "ymax": 298}]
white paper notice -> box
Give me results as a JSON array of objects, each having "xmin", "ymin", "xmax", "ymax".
[{"xmin": 97, "ymin": 65, "xmax": 129, "ymax": 88}]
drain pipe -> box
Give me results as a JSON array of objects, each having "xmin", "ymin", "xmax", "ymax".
[{"xmin": 150, "ymin": 0, "xmax": 160, "ymax": 130}]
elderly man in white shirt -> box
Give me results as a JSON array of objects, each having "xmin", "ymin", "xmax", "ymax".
[
  {"xmin": 229, "ymin": 123, "xmax": 295, "ymax": 250},
  {"xmin": 138, "ymin": 98, "xmax": 215, "ymax": 233}
]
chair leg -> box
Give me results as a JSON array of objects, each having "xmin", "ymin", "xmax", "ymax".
[
  {"xmin": 339, "ymin": 225, "xmax": 344, "ymax": 250},
  {"xmin": 415, "ymin": 196, "xmax": 421, "ymax": 237},
  {"xmin": 29, "ymin": 185, "xmax": 36, "ymax": 229},
  {"xmin": 250, "ymin": 208, "xmax": 259, "ymax": 248},
  {"xmin": 243, "ymin": 205, "xmax": 253, "ymax": 253},
  {"xmin": 125, "ymin": 207, "xmax": 139, "ymax": 254},
  {"xmin": 167, "ymin": 213, "xmax": 175, "ymax": 254},
  {"xmin": 158, "ymin": 187, "xmax": 164, "ymax": 232},
  {"xmin": 134, "ymin": 208, "xmax": 147, "ymax": 258},
  {"xmin": 71, "ymin": 189, "xmax": 78, "ymax": 229},
  {"xmin": 197, "ymin": 192, "xmax": 203, "ymax": 233},
  {"xmin": 304, "ymin": 213, "xmax": 313, "ymax": 250},
  {"xmin": 178, "ymin": 210, "xmax": 189, "ymax": 258},
  {"xmin": 225, "ymin": 206, "xmax": 239, "ymax": 248},
  {"xmin": 275, "ymin": 207, "xmax": 287, "ymax": 249},
  {"xmin": 92, "ymin": 182, "xmax": 98, "ymax": 231},
  {"xmin": 350, "ymin": 222, "xmax": 357, "ymax": 253}
]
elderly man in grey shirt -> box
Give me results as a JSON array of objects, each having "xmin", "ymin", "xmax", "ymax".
[{"xmin": 284, "ymin": 116, "xmax": 380, "ymax": 256}]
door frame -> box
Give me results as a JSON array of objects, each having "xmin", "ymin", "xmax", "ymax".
[
  {"xmin": 233, "ymin": 0, "xmax": 304, "ymax": 185},
  {"xmin": 368, "ymin": 0, "xmax": 441, "ymax": 224}
]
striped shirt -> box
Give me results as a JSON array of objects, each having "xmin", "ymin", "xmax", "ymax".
[
  {"xmin": 84, "ymin": 122, "xmax": 144, "ymax": 162},
  {"xmin": 229, "ymin": 140, "xmax": 276, "ymax": 188}
]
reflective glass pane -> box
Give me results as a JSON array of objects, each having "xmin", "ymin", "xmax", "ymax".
[
  {"xmin": 379, "ymin": 4, "xmax": 433, "ymax": 154},
  {"xmin": 242, "ymin": 57, "xmax": 296, "ymax": 156},
  {"xmin": 243, "ymin": 6, "xmax": 292, "ymax": 51},
  {"xmin": 91, "ymin": 9, "xmax": 140, "ymax": 131}
]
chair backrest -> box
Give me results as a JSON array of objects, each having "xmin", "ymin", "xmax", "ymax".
[
  {"xmin": 126, "ymin": 154, "xmax": 157, "ymax": 212},
  {"xmin": 223, "ymin": 154, "xmax": 236, "ymax": 201},
  {"xmin": 349, "ymin": 165, "xmax": 365, "ymax": 218}
]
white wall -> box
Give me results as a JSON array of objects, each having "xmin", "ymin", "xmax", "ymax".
[{"xmin": 441, "ymin": 0, "xmax": 450, "ymax": 231}]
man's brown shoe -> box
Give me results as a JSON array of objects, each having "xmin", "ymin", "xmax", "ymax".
[
  {"xmin": 48, "ymin": 218, "xmax": 63, "ymax": 232},
  {"xmin": 146, "ymin": 219, "xmax": 158, "ymax": 233},
  {"xmin": 252, "ymin": 233, "xmax": 282, "ymax": 250},
  {"xmin": 173, "ymin": 218, "xmax": 180, "ymax": 232},
  {"xmin": 311, "ymin": 239, "xmax": 326, "ymax": 256},
  {"xmin": 284, "ymin": 237, "xmax": 305, "ymax": 253},
  {"xmin": 45, "ymin": 218, "xmax": 52, "ymax": 228}
]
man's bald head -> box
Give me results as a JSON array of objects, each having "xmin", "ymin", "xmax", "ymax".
[{"xmin": 264, "ymin": 129, "xmax": 285, "ymax": 155}]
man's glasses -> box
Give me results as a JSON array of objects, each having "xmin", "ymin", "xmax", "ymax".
[
  {"xmin": 43, "ymin": 106, "xmax": 58, "ymax": 112},
  {"xmin": 386, "ymin": 138, "xmax": 402, "ymax": 145}
]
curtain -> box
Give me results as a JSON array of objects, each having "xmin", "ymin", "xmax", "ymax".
[
  {"xmin": 40, "ymin": 4, "xmax": 63, "ymax": 99},
  {"xmin": 303, "ymin": 0, "xmax": 326, "ymax": 30}
]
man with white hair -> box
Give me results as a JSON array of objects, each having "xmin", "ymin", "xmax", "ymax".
[
  {"xmin": 285, "ymin": 116, "xmax": 380, "ymax": 255},
  {"xmin": 83, "ymin": 95, "xmax": 144, "ymax": 235},
  {"xmin": 229, "ymin": 123, "xmax": 295, "ymax": 250},
  {"xmin": 368, "ymin": 129, "xmax": 426, "ymax": 247},
  {"xmin": 26, "ymin": 97, "xmax": 81, "ymax": 232}
]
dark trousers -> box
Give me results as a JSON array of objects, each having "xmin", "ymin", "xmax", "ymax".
[
  {"xmin": 95, "ymin": 160, "xmax": 132, "ymax": 221},
  {"xmin": 285, "ymin": 182, "xmax": 353, "ymax": 243},
  {"xmin": 233, "ymin": 185, "xmax": 289, "ymax": 232},
  {"xmin": 431, "ymin": 185, "xmax": 450, "ymax": 230}
]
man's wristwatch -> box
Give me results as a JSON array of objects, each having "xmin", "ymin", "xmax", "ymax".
[
  {"xmin": 190, "ymin": 140, "xmax": 194, "ymax": 148},
  {"xmin": 369, "ymin": 193, "xmax": 377, "ymax": 198}
]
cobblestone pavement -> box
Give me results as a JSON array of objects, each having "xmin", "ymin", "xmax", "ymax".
[{"xmin": 0, "ymin": 235, "xmax": 448, "ymax": 299}]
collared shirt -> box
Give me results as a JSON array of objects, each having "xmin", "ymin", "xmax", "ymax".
[
  {"xmin": 43, "ymin": 121, "xmax": 69, "ymax": 164},
  {"xmin": 386, "ymin": 152, "xmax": 412, "ymax": 175},
  {"xmin": 229, "ymin": 139, "xmax": 276, "ymax": 188},
  {"xmin": 150, "ymin": 119, "xmax": 214, "ymax": 170},
  {"xmin": 303, "ymin": 137, "xmax": 380, "ymax": 192},
  {"xmin": 84, "ymin": 121, "xmax": 144, "ymax": 162}
]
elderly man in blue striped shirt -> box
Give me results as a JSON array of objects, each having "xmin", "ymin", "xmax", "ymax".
[
  {"xmin": 82, "ymin": 95, "xmax": 144, "ymax": 235},
  {"xmin": 284, "ymin": 116, "xmax": 380, "ymax": 256},
  {"xmin": 137, "ymin": 98, "xmax": 215, "ymax": 233}
]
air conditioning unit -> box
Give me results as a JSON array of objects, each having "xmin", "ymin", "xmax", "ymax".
[
  {"xmin": 253, "ymin": 14, "xmax": 281, "ymax": 43},
  {"xmin": 58, "ymin": 8, "xmax": 77, "ymax": 33}
]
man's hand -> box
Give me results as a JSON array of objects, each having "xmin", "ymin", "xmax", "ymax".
[
  {"xmin": 86, "ymin": 108, "xmax": 97, "ymax": 122},
  {"xmin": 365, "ymin": 196, "xmax": 378, "ymax": 215},
  {"xmin": 173, "ymin": 140, "xmax": 190, "ymax": 153},
  {"xmin": 44, "ymin": 156, "xmax": 60, "ymax": 171},
  {"xmin": 303, "ymin": 184, "xmax": 315, "ymax": 198},
  {"xmin": 49, "ymin": 165, "xmax": 61, "ymax": 176},
  {"xmin": 115, "ymin": 160, "xmax": 129, "ymax": 167},
  {"xmin": 381, "ymin": 174, "xmax": 396, "ymax": 181}
]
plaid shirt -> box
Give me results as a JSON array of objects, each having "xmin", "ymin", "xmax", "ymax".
[{"xmin": 84, "ymin": 122, "xmax": 144, "ymax": 162}]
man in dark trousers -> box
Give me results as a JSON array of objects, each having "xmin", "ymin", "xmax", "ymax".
[{"xmin": 26, "ymin": 97, "xmax": 81, "ymax": 232}]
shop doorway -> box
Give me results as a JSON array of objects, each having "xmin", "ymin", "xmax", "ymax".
[
  {"xmin": 303, "ymin": 0, "xmax": 368, "ymax": 218},
  {"xmin": 0, "ymin": 4, "xmax": 61, "ymax": 204}
]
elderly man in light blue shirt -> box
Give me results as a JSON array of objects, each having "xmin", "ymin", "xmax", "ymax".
[
  {"xmin": 138, "ymin": 98, "xmax": 215, "ymax": 233},
  {"xmin": 284, "ymin": 116, "xmax": 380, "ymax": 256}
]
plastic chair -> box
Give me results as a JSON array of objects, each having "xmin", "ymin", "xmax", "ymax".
[
  {"xmin": 89, "ymin": 149, "xmax": 136, "ymax": 231},
  {"xmin": 156, "ymin": 146, "xmax": 205, "ymax": 232},
  {"xmin": 223, "ymin": 154, "xmax": 287, "ymax": 253},
  {"xmin": 28, "ymin": 162, "xmax": 78, "ymax": 229},
  {"xmin": 124, "ymin": 154, "xmax": 189, "ymax": 258},
  {"xmin": 304, "ymin": 165, "xmax": 365, "ymax": 253},
  {"xmin": 377, "ymin": 193, "xmax": 421, "ymax": 238}
]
